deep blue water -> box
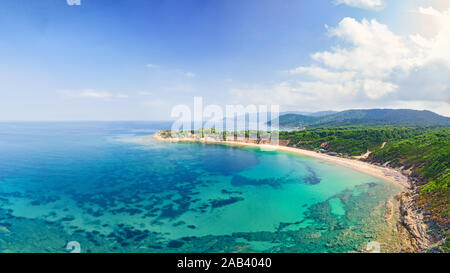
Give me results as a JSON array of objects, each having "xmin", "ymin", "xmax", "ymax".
[{"xmin": 0, "ymin": 122, "xmax": 402, "ymax": 253}]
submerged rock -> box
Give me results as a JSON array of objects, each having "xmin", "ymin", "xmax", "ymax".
[
  {"xmin": 167, "ymin": 240, "xmax": 184, "ymax": 248},
  {"xmin": 302, "ymin": 166, "xmax": 321, "ymax": 185},
  {"xmin": 210, "ymin": 197, "xmax": 244, "ymax": 209}
]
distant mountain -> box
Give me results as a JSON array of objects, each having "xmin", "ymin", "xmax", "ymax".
[
  {"xmin": 224, "ymin": 111, "xmax": 337, "ymax": 127},
  {"xmin": 280, "ymin": 111, "xmax": 338, "ymax": 117},
  {"xmin": 307, "ymin": 111, "xmax": 339, "ymax": 117},
  {"xmin": 277, "ymin": 114, "xmax": 320, "ymax": 127},
  {"xmin": 278, "ymin": 109, "xmax": 450, "ymax": 128}
]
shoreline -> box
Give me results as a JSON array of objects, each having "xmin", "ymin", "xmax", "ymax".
[
  {"xmin": 152, "ymin": 132, "xmax": 410, "ymax": 189},
  {"xmin": 151, "ymin": 131, "xmax": 432, "ymax": 252}
]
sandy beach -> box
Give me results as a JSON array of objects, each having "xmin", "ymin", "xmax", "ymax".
[
  {"xmin": 151, "ymin": 131, "xmax": 433, "ymax": 252},
  {"xmin": 151, "ymin": 132, "xmax": 411, "ymax": 188}
]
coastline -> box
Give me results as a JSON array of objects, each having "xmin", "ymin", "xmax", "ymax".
[
  {"xmin": 151, "ymin": 131, "xmax": 432, "ymax": 252},
  {"xmin": 151, "ymin": 132, "xmax": 410, "ymax": 188}
]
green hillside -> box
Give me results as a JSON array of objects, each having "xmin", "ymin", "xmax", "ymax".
[
  {"xmin": 369, "ymin": 129, "xmax": 449, "ymax": 234},
  {"xmin": 279, "ymin": 127, "xmax": 425, "ymax": 156},
  {"xmin": 279, "ymin": 109, "xmax": 450, "ymax": 128},
  {"xmin": 280, "ymin": 126, "xmax": 449, "ymax": 251},
  {"xmin": 277, "ymin": 114, "xmax": 320, "ymax": 128}
]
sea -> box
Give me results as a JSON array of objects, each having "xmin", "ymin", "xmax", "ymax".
[{"xmin": 0, "ymin": 122, "xmax": 402, "ymax": 253}]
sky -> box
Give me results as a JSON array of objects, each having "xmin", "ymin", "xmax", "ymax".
[{"xmin": 0, "ymin": 0, "xmax": 449, "ymax": 120}]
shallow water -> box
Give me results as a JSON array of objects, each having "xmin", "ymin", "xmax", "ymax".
[{"xmin": 0, "ymin": 122, "xmax": 402, "ymax": 253}]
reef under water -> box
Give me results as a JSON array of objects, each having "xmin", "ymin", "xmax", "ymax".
[{"xmin": 0, "ymin": 122, "xmax": 404, "ymax": 253}]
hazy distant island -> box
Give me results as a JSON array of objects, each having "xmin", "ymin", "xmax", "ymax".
[{"xmin": 153, "ymin": 109, "xmax": 449, "ymax": 252}]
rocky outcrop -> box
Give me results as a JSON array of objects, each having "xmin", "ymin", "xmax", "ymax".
[
  {"xmin": 396, "ymin": 191, "xmax": 431, "ymax": 250},
  {"xmin": 384, "ymin": 199, "xmax": 394, "ymax": 222}
]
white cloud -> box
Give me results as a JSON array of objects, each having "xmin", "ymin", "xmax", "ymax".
[
  {"xmin": 145, "ymin": 64, "xmax": 158, "ymax": 69},
  {"xmin": 58, "ymin": 89, "xmax": 129, "ymax": 100},
  {"xmin": 287, "ymin": 66, "xmax": 356, "ymax": 83},
  {"xmin": 412, "ymin": 7, "xmax": 450, "ymax": 68},
  {"xmin": 333, "ymin": 0, "xmax": 385, "ymax": 11},
  {"xmin": 314, "ymin": 18, "xmax": 415, "ymax": 77},
  {"xmin": 292, "ymin": 12, "xmax": 450, "ymax": 101},
  {"xmin": 185, "ymin": 72, "xmax": 196, "ymax": 78},
  {"xmin": 418, "ymin": 6, "xmax": 443, "ymax": 17},
  {"xmin": 361, "ymin": 80, "xmax": 397, "ymax": 99},
  {"xmin": 229, "ymin": 81, "xmax": 358, "ymax": 111},
  {"xmin": 289, "ymin": 17, "xmax": 414, "ymax": 100},
  {"xmin": 66, "ymin": 0, "xmax": 81, "ymax": 6},
  {"xmin": 230, "ymin": 8, "xmax": 450, "ymax": 116}
]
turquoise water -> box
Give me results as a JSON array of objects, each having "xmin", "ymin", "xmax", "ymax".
[{"xmin": 0, "ymin": 122, "xmax": 402, "ymax": 253}]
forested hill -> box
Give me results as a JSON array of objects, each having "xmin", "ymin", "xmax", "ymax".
[
  {"xmin": 278, "ymin": 109, "xmax": 450, "ymax": 128},
  {"xmin": 279, "ymin": 126, "xmax": 449, "ymax": 251}
]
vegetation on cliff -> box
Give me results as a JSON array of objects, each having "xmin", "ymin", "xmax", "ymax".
[
  {"xmin": 159, "ymin": 125, "xmax": 449, "ymax": 251},
  {"xmin": 368, "ymin": 128, "xmax": 449, "ymax": 249},
  {"xmin": 279, "ymin": 127, "xmax": 426, "ymax": 156},
  {"xmin": 280, "ymin": 126, "xmax": 449, "ymax": 251}
]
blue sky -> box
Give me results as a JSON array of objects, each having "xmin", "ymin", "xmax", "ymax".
[{"xmin": 0, "ymin": 0, "xmax": 449, "ymax": 120}]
